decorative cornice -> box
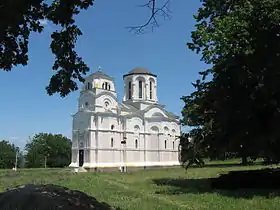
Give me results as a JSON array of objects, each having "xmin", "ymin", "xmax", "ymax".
[
  {"xmin": 123, "ymin": 72, "xmax": 157, "ymax": 78},
  {"xmin": 145, "ymin": 116, "xmax": 180, "ymax": 123},
  {"xmin": 122, "ymin": 112, "xmax": 144, "ymax": 119},
  {"xmin": 72, "ymin": 109, "xmax": 180, "ymax": 124},
  {"xmin": 72, "ymin": 147, "xmax": 178, "ymax": 152},
  {"xmin": 95, "ymin": 91, "xmax": 118, "ymax": 102},
  {"xmin": 94, "ymin": 112, "xmax": 119, "ymax": 118},
  {"xmin": 79, "ymin": 89, "xmax": 96, "ymax": 98}
]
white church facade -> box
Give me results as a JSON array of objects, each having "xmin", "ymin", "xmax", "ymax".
[{"xmin": 69, "ymin": 68, "xmax": 181, "ymax": 171}]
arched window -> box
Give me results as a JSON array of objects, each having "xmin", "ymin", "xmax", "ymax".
[
  {"xmin": 134, "ymin": 125, "xmax": 140, "ymax": 133},
  {"xmin": 135, "ymin": 139, "xmax": 138, "ymax": 148},
  {"xmin": 87, "ymin": 82, "xmax": 92, "ymax": 90},
  {"xmin": 111, "ymin": 138, "xmax": 114, "ymax": 147},
  {"xmin": 172, "ymin": 141, "xmax": 175, "ymax": 150},
  {"xmin": 149, "ymin": 80, "xmax": 152, "ymax": 99},
  {"xmin": 164, "ymin": 126, "xmax": 169, "ymax": 134},
  {"xmin": 139, "ymin": 80, "xmax": 143, "ymax": 99},
  {"xmin": 85, "ymin": 102, "xmax": 89, "ymax": 107},
  {"xmin": 102, "ymin": 82, "xmax": 110, "ymax": 90},
  {"xmin": 164, "ymin": 140, "xmax": 167, "ymax": 149},
  {"xmin": 128, "ymin": 81, "xmax": 132, "ymax": 99},
  {"xmin": 111, "ymin": 125, "xmax": 114, "ymax": 130}
]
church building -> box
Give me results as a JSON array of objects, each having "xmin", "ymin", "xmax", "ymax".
[{"xmin": 69, "ymin": 68, "xmax": 181, "ymax": 171}]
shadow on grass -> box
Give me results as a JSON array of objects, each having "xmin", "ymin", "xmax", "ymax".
[
  {"xmin": 153, "ymin": 168, "xmax": 280, "ymax": 199},
  {"xmin": 202, "ymin": 161, "xmax": 264, "ymax": 169}
]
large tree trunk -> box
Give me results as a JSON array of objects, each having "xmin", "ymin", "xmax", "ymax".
[{"xmin": 241, "ymin": 156, "xmax": 248, "ymax": 165}]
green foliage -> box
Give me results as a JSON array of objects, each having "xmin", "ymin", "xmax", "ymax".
[
  {"xmin": 25, "ymin": 133, "xmax": 71, "ymax": 168},
  {"xmin": 182, "ymin": 0, "xmax": 280, "ymax": 161},
  {"xmin": 0, "ymin": 140, "xmax": 19, "ymax": 169},
  {"xmin": 179, "ymin": 132, "xmax": 206, "ymax": 169},
  {"xmin": 0, "ymin": 0, "xmax": 94, "ymax": 97},
  {"xmin": 17, "ymin": 151, "xmax": 26, "ymax": 168},
  {"xmin": 0, "ymin": 0, "xmax": 165, "ymax": 97}
]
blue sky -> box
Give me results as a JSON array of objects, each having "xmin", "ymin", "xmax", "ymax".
[{"xmin": 0, "ymin": 0, "xmax": 208, "ymax": 149}]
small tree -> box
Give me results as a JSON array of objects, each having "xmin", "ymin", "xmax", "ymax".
[
  {"xmin": 25, "ymin": 133, "xmax": 71, "ymax": 168},
  {"xmin": 179, "ymin": 132, "xmax": 206, "ymax": 169},
  {"xmin": 0, "ymin": 140, "xmax": 19, "ymax": 169}
]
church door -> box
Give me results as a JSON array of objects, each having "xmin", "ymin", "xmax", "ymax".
[{"xmin": 79, "ymin": 150, "xmax": 84, "ymax": 167}]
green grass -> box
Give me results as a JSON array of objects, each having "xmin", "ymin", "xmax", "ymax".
[{"xmin": 1, "ymin": 160, "xmax": 280, "ymax": 210}]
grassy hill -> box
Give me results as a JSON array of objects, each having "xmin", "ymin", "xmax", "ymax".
[{"xmin": 1, "ymin": 161, "xmax": 280, "ymax": 210}]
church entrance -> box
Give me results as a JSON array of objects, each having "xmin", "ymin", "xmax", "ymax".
[{"xmin": 78, "ymin": 150, "xmax": 84, "ymax": 167}]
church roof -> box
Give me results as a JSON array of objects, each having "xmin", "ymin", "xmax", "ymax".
[
  {"xmin": 123, "ymin": 67, "xmax": 157, "ymax": 78},
  {"xmin": 87, "ymin": 71, "xmax": 114, "ymax": 81},
  {"xmin": 129, "ymin": 68, "xmax": 152, "ymax": 74}
]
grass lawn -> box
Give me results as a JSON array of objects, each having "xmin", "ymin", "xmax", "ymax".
[{"xmin": 1, "ymin": 160, "xmax": 280, "ymax": 210}]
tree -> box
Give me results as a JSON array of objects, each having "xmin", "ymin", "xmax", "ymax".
[
  {"xmin": 127, "ymin": 0, "xmax": 171, "ymax": 34},
  {"xmin": 18, "ymin": 151, "xmax": 26, "ymax": 168},
  {"xmin": 0, "ymin": 0, "xmax": 169, "ymax": 97},
  {"xmin": 179, "ymin": 132, "xmax": 206, "ymax": 169},
  {"xmin": 181, "ymin": 0, "xmax": 280, "ymax": 163},
  {"xmin": 0, "ymin": 140, "xmax": 19, "ymax": 169},
  {"xmin": 25, "ymin": 133, "xmax": 71, "ymax": 168}
]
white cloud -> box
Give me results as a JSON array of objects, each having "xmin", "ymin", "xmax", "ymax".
[{"xmin": 39, "ymin": 19, "xmax": 48, "ymax": 26}]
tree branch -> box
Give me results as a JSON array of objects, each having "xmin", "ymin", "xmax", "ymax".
[{"xmin": 127, "ymin": 0, "xmax": 171, "ymax": 34}]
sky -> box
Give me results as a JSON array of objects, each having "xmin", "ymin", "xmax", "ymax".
[{"xmin": 0, "ymin": 0, "xmax": 208, "ymax": 149}]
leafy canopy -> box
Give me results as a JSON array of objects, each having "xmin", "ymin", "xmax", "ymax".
[
  {"xmin": 1, "ymin": 0, "xmax": 94, "ymax": 97},
  {"xmin": 25, "ymin": 133, "xmax": 71, "ymax": 168},
  {"xmin": 181, "ymin": 0, "xmax": 280, "ymax": 161},
  {"xmin": 0, "ymin": 140, "xmax": 19, "ymax": 169},
  {"xmin": 0, "ymin": 0, "xmax": 169, "ymax": 97}
]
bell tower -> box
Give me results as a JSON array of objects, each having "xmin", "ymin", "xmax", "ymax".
[
  {"xmin": 123, "ymin": 67, "xmax": 158, "ymax": 104},
  {"xmin": 78, "ymin": 67, "xmax": 117, "ymax": 112}
]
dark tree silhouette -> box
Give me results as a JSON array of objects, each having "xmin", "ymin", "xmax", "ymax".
[
  {"xmin": 181, "ymin": 0, "xmax": 280, "ymax": 163},
  {"xmin": 0, "ymin": 0, "xmax": 171, "ymax": 97}
]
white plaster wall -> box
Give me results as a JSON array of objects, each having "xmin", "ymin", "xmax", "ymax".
[
  {"xmin": 98, "ymin": 150, "xmax": 121, "ymax": 163},
  {"xmin": 126, "ymin": 150, "xmax": 144, "ymax": 162},
  {"xmin": 78, "ymin": 92, "xmax": 96, "ymax": 111},
  {"xmin": 73, "ymin": 112, "xmax": 90, "ymax": 131},
  {"xmin": 84, "ymin": 150, "xmax": 89, "ymax": 163},
  {"xmin": 126, "ymin": 117, "xmax": 143, "ymax": 132},
  {"xmin": 139, "ymin": 103, "xmax": 150, "ymax": 110},
  {"xmin": 96, "ymin": 132, "xmax": 112, "ymax": 149},
  {"xmin": 89, "ymin": 115, "xmax": 96, "ymax": 130},
  {"xmin": 95, "ymin": 95, "xmax": 118, "ymax": 112},
  {"xmin": 71, "ymin": 150, "xmax": 78, "ymax": 163},
  {"xmin": 93, "ymin": 115, "xmax": 122, "ymax": 164},
  {"xmin": 98, "ymin": 116, "xmax": 119, "ymax": 131},
  {"xmin": 89, "ymin": 149, "xmax": 96, "ymax": 165},
  {"xmin": 145, "ymin": 107, "xmax": 167, "ymax": 118},
  {"xmin": 72, "ymin": 113, "xmax": 91, "ymax": 150}
]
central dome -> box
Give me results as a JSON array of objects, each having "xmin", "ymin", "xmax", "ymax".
[
  {"xmin": 128, "ymin": 68, "xmax": 152, "ymax": 74},
  {"xmin": 123, "ymin": 67, "xmax": 157, "ymax": 78},
  {"xmin": 87, "ymin": 71, "xmax": 114, "ymax": 81}
]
